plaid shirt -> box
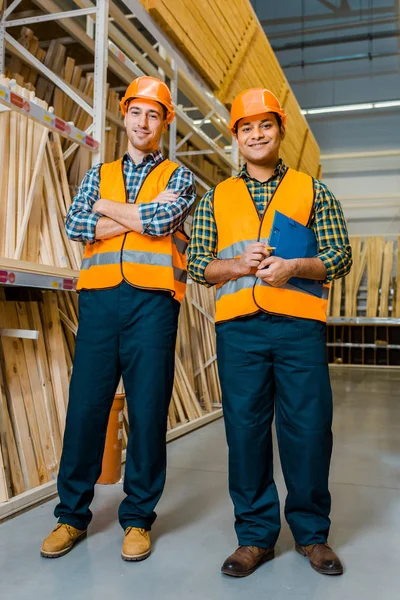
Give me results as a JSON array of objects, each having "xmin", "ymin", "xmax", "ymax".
[
  {"xmin": 188, "ymin": 159, "xmax": 352, "ymax": 285},
  {"xmin": 65, "ymin": 150, "xmax": 196, "ymax": 243}
]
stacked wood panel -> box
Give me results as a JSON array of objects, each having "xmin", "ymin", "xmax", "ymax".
[{"xmin": 139, "ymin": 0, "xmax": 320, "ymax": 176}]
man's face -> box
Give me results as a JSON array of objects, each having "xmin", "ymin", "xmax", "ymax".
[
  {"xmin": 124, "ymin": 98, "xmax": 167, "ymax": 152},
  {"xmin": 235, "ymin": 112, "xmax": 284, "ymax": 165}
]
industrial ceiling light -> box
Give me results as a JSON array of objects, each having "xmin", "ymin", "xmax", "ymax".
[{"xmin": 302, "ymin": 100, "xmax": 400, "ymax": 115}]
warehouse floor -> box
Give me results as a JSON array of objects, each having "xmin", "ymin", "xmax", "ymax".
[{"xmin": 1, "ymin": 367, "xmax": 399, "ymax": 600}]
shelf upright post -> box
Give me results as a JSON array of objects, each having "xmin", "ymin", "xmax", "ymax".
[
  {"xmin": 92, "ymin": 0, "xmax": 109, "ymax": 165},
  {"xmin": 0, "ymin": 7, "xmax": 5, "ymax": 75},
  {"xmin": 169, "ymin": 59, "xmax": 178, "ymax": 162},
  {"xmin": 231, "ymin": 137, "xmax": 239, "ymax": 176}
]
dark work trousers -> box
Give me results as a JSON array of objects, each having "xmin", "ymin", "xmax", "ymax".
[
  {"xmin": 216, "ymin": 312, "xmax": 333, "ymax": 548},
  {"xmin": 54, "ymin": 281, "xmax": 180, "ymax": 531}
]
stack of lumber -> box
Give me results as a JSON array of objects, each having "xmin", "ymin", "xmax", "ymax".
[
  {"xmin": 0, "ymin": 77, "xmax": 83, "ymax": 270},
  {"xmin": 0, "ymin": 291, "xmax": 75, "ymax": 502},
  {"xmin": 328, "ymin": 236, "xmax": 397, "ymax": 318},
  {"xmin": 0, "ymin": 283, "xmax": 222, "ymax": 503},
  {"xmin": 139, "ymin": 0, "xmax": 320, "ymax": 176},
  {"xmin": 4, "ymin": 29, "xmax": 126, "ymax": 187}
]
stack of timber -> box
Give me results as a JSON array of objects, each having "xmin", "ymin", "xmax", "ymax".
[
  {"xmin": 0, "ymin": 291, "xmax": 75, "ymax": 502},
  {"xmin": 328, "ymin": 237, "xmax": 398, "ymax": 318},
  {"xmin": 0, "ymin": 77, "xmax": 83, "ymax": 270},
  {"xmin": 139, "ymin": 0, "xmax": 320, "ymax": 176},
  {"xmin": 4, "ymin": 26, "xmax": 223, "ymax": 193},
  {"xmin": 0, "ymin": 284, "xmax": 221, "ymax": 503}
]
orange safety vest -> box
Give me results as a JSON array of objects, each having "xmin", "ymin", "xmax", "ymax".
[
  {"xmin": 213, "ymin": 167, "xmax": 330, "ymax": 323},
  {"xmin": 76, "ymin": 157, "xmax": 189, "ymax": 303}
]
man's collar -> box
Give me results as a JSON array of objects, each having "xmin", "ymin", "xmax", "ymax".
[
  {"xmin": 123, "ymin": 149, "xmax": 164, "ymax": 167},
  {"xmin": 235, "ymin": 158, "xmax": 286, "ymax": 181}
]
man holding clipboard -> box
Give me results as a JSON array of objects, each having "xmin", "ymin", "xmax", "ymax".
[{"xmin": 188, "ymin": 88, "xmax": 352, "ymax": 578}]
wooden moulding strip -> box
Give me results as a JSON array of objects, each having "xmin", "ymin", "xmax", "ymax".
[
  {"xmin": 379, "ymin": 241, "xmax": 394, "ymax": 317},
  {"xmin": 0, "ymin": 257, "xmax": 79, "ymax": 279},
  {"xmin": 0, "ymin": 409, "xmax": 224, "ymax": 519},
  {"xmin": 41, "ymin": 293, "xmax": 69, "ymax": 434},
  {"xmin": 366, "ymin": 237, "xmax": 385, "ymax": 317},
  {"xmin": 217, "ymin": 19, "xmax": 258, "ymax": 103},
  {"xmin": 13, "ymin": 126, "xmax": 49, "ymax": 260}
]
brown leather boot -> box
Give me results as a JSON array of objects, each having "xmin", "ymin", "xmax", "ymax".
[
  {"xmin": 41, "ymin": 523, "xmax": 87, "ymax": 558},
  {"xmin": 221, "ymin": 546, "xmax": 275, "ymax": 577},
  {"xmin": 295, "ymin": 543, "xmax": 343, "ymax": 575}
]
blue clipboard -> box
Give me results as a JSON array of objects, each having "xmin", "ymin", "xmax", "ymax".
[{"xmin": 268, "ymin": 211, "xmax": 324, "ymax": 298}]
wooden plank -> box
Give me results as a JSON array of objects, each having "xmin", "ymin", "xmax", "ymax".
[
  {"xmin": 345, "ymin": 238, "xmax": 367, "ymax": 317},
  {"xmin": 0, "ymin": 257, "xmax": 78, "ymax": 279},
  {"xmin": 0, "ymin": 367, "xmax": 25, "ymax": 497},
  {"xmin": 366, "ymin": 237, "xmax": 385, "ymax": 317},
  {"xmin": 28, "ymin": 302, "xmax": 62, "ymax": 459},
  {"xmin": 0, "ymin": 109, "xmax": 10, "ymax": 256},
  {"xmin": 41, "ymin": 293, "xmax": 69, "ymax": 434},
  {"xmin": 6, "ymin": 109, "xmax": 17, "ymax": 256},
  {"xmin": 379, "ymin": 241, "xmax": 394, "ymax": 317},
  {"xmin": 331, "ymin": 277, "xmax": 343, "ymax": 317}
]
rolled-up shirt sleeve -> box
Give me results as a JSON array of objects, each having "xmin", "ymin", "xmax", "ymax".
[
  {"xmin": 187, "ymin": 188, "xmax": 217, "ymax": 286},
  {"xmin": 65, "ymin": 164, "xmax": 102, "ymax": 243},
  {"xmin": 312, "ymin": 181, "xmax": 352, "ymax": 282},
  {"xmin": 139, "ymin": 165, "xmax": 196, "ymax": 236}
]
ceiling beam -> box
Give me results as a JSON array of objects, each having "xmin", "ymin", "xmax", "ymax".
[
  {"xmin": 273, "ymin": 30, "xmax": 398, "ymax": 52},
  {"xmin": 267, "ymin": 17, "xmax": 394, "ymax": 39},
  {"xmin": 260, "ymin": 6, "xmax": 395, "ymax": 26}
]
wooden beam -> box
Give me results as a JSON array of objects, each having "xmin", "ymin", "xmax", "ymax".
[{"xmin": 217, "ymin": 19, "xmax": 257, "ymax": 103}]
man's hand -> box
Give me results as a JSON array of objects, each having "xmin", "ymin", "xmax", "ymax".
[
  {"xmin": 153, "ymin": 191, "xmax": 179, "ymax": 204},
  {"xmin": 92, "ymin": 198, "xmax": 110, "ymax": 214},
  {"xmin": 236, "ymin": 242, "xmax": 271, "ymax": 276},
  {"xmin": 255, "ymin": 256, "xmax": 296, "ymax": 287}
]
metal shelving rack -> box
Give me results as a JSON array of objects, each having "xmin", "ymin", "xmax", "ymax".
[
  {"xmin": 0, "ymin": 0, "xmax": 238, "ymax": 291},
  {"xmin": 0, "ymin": 0, "xmax": 230, "ymax": 516}
]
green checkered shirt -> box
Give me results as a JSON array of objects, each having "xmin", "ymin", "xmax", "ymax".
[{"xmin": 188, "ymin": 159, "xmax": 352, "ymax": 285}]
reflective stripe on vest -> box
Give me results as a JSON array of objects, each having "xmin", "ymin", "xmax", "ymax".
[
  {"xmin": 217, "ymin": 275, "xmax": 329, "ymax": 301},
  {"xmin": 213, "ymin": 168, "xmax": 330, "ymax": 323},
  {"xmin": 76, "ymin": 158, "xmax": 189, "ymax": 302}
]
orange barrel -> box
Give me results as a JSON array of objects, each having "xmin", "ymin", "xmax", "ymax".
[{"xmin": 97, "ymin": 394, "xmax": 125, "ymax": 484}]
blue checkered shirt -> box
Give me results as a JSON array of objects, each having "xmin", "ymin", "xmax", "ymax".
[{"xmin": 65, "ymin": 150, "xmax": 196, "ymax": 243}]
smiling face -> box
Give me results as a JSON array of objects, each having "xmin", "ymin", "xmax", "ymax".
[
  {"xmin": 124, "ymin": 98, "xmax": 167, "ymax": 154},
  {"xmin": 235, "ymin": 112, "xmax": 284, "ymax": 166}
]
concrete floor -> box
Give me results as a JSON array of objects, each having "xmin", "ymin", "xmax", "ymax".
[{"xmin": 1, "ymin": 367, "xmax": 400, "ymax": 600}]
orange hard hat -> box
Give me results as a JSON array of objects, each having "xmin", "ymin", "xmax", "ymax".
[
  {"xmin": 120, "ymin": 76, "xmax": 175, "ymax": 124},
  {"xmin": 229, "ymin": 88, "xmax": 287, "ymax": 134}
]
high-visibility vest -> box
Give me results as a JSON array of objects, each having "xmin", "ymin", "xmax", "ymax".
[
  {"xmin": 213, "ymin": 168, "xmax": 330, "ymax": 323},
  {"xmin": 76, "ymin": 157, "xmax": 189, "ymax": 303}
]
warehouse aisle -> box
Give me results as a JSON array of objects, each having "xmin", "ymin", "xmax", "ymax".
[{"xmin": 1, "ymin": 367, "xmax": 400, "ymax": 600}]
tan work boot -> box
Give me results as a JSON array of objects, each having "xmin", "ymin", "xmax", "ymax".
[
  {"xmin": 121, "ymin": 527, "xmax": 151, "ymax": 561},
  {"xmin": 41, "ymin": 523, "xmax": 87, "ymax": 558}
]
